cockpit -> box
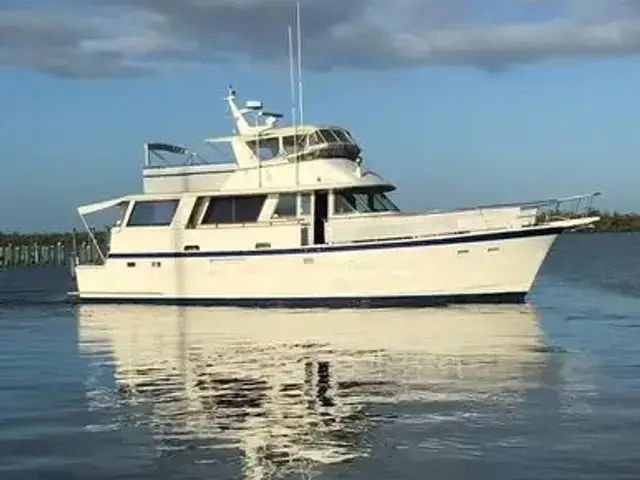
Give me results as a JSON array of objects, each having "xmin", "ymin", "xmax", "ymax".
[{"xmin": 246, "ymin": 127, "xmax": 362, "ymax": 162}]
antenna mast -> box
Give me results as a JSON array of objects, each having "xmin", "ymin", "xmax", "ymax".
[
  {"xmin": 296, "ymin": 1, "xmax": 304, "ymax": 125},
  {"xmin": 288, "ymin": 24, "xmax": 300, "ymax": 185},
  {"xmin": 288, "ymin": 25, "xmax": 297, "ymax": 136}
]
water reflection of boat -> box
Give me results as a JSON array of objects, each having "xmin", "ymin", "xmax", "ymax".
[{"xmin": 77, "ymin": 305, "xmax": 546, "ymax": 478}]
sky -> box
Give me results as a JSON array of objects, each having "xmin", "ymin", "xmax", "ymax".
[{"xmin": 2, "ymin": 0, "xmax": 640, "ymax": 231}]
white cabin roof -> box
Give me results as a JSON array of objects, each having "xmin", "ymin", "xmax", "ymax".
[{"xmin": 77, "ymin": 197, "xmax": 131, "ymax": 215}]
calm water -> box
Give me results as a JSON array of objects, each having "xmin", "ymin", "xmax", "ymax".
[{"xmin": 1, "ymin": 233, "xmax": 639, "ymax": 479}]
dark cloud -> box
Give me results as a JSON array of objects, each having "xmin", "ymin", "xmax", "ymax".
[
  {"xmin": 3, "ymin": 0, "xmax": 640, "ymax": 77},
  {"xmin": 0, "ymin": 10, "xmax": 159, "ymax": 76}
]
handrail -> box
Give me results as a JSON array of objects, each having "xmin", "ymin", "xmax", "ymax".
[
  {"xmin": 439, "ymin": 192, "xmax": 601, "ymax": 213},
  {"xmin": 532, "ymin": 192, "xmax": 602, "ymax": 226}
]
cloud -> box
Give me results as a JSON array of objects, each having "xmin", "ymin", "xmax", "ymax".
[
  {"xmin": 3, "ymin": 0, "xmax": 640, "ymax": 77},
  {"xmin": 0, "ymin": 9, "xmax": 164, "ymax": 77}
]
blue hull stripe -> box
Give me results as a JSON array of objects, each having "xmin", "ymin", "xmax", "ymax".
[
  {"xmin": 107, "ymin": 225, "xmax": 566, "ymax": 260},
  {"xmin": 73, "ymin": 292, "xmax": 527, "ymax": 308}
]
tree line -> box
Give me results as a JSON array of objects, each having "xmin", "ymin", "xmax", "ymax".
[
  {"xmin": 588, "ymin": 210, "xmax": 640, "ymax": 232},
  {"xmin": 0, "ymin": 230, "xmax": 108, "ymax": 247}
]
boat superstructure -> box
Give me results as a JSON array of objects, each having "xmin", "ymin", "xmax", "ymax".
[{"xmin": 70, "ymin": 86, "xmax": 600, "ymax": 307}]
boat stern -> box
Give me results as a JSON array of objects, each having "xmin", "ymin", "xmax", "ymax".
[{"xmin": 70, "ymin": 264, "xmax": 110, "ymax": 301}]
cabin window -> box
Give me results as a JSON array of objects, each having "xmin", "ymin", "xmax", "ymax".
[
  {"xmin": 299, "ymin": 130, "xmax": 361, "ymax": 162},
  {"xmin": 281, "ymin": 135, "xmax": 307, "ymax": 155},
  {"xmin": 367, "ymin": 191, "xmax": 399, "ymax": 212},
  {"xmin": 113, "ymin": 201, "xmax": 130, "ymax": 227},
  {"xmin": 127, "ymin": 199, "xmax": 179, "ymax": 226},
  {"xmin": 204, "ymin": 197, "xmax": 233, "ymax": 223},
  {"xmin": 318, "ymin": 129, "xmax": 340, "ymax": 143},
  {"xmin": 300, "ymin": 194, "xmax": 312, "ymax": 215},
  {"xmin": 332, "ymin": 129, "xmax": 352, "ymax": 143},
  {"xmin": 234, "ymin": 196, "xmax": 266, "ymax": 222},
  {"xmin": 273, "ymin": 194, "xmax": 298, "ymax": 217},
  {"xmin": 308, "ymin": 131, "xmax": 324, "ymax": 146},
  {"xmin": 201, "ymin": 195, "xmax": 266, "ymax": 224},
  {"xmin": 335, "ymin": 192, "xmax": 359, "ymax": 214},
  {"xmin": 186, "ymin": 197, "xmax": 208, "ymax": 228},
  {"xmin": 334, "ymin": 189, "xmax": 399, "ymax": 214},
  {"xmin": 343, "ymin": 130, "xmax": 356, "ymax": 143},
  {"xmin": 282, "ymin": 136, "xmax": 295, "ymax": 154},
  {"xmin": 246, "ymin": 137, "xmax": 279, "ymax": 160}
]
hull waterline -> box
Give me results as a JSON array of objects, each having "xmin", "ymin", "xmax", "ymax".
[{"xmin": 68, "ymin": 291, "xmax": 528, "ymax": 308}]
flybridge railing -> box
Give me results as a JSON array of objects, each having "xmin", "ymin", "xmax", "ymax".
[{"xmin": 142, "ymin": 142, "xmax": 236, "ymax": 168}]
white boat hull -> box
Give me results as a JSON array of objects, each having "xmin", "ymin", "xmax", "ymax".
[{"xmin": 72, "ymin": 224, "xmax": 565, "ymax": 307}]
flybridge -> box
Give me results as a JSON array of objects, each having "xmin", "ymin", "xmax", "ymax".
[{"xmin": 139, "ymin": 85, "xmax": 369, "ymax": 195}]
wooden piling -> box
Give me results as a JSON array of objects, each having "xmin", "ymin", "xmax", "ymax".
[{"xmin": 0, "ymin": 231, "xmax": 108, "ymax": 268}]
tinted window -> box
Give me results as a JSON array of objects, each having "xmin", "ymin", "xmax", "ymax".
[
  {"xmin": 343, "ymin": 130, "xmax": 356, "ymax": 143},
  {"xmin": 127, "ymin": 200, "xmax": 178, "ymax": 226},
  {"xmin": 274, "ymin": 194, "xmax": 297, "ymax": 217},
  {"xmin": 246, "ymin": 138, "xmax": 279, "ymax": 159},
  {"xmin": 202, "ymin": 197, "xmax": 233, "ymax": 223},
  {"xmin": 333, "ymin": 129, "xmax": 351, "ymax": 143},
  {"xmin": 186, "ymin": 196, "xmax": 207, "ymax": 228},
  {"xmin": 234, "ymin": 195, "xmax": 266, "ymax": 222},
  {"xmin": 334, "ymin": 189, "xmax": 400, "ymax": 214},
  {"xmin": 308, "ymin": 131, "xmax": 324, "ymax": 146},
  {"xmin": 282, "ymin": 136, "xmax": 307, "ymax": 154},
  {"xmin": 318, "ymin": 129, "xmax": 339, "ymax": 143},
  {"xmin": 201, "ymin": 195, "xmax": 266, "ymax": 224},
  {"xmin": 282, "ymin": 136, "xmax": 296, "ymax": 154},
  {"xmin": 335, "ymin": 191, "xmax": 359, "ymax": 214}
]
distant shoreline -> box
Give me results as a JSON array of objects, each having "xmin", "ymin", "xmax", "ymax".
[
  {"xmin": 586, "ymin": 211, "xmax": 640, "ymax": 233},
  {"xmin": 0, "ymin": 231, "xmax": 107, "ymax": 247},
  {"xmin": 1, "ymin": 211, "xmax": 639, "ymax": 242}
]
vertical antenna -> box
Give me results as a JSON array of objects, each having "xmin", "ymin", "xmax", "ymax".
[
  {"xmin": 255, "ymin": 111, "xmax": 261, "ymax": 187},
  {"xmin": 296, "ymin": 1, "xmax": 304, "ymax": 125},
  {"xmin": 288, "ymin": 25, "xmax": 297, "ymax": 134},
  {"xmin": 288, "ymin": 24, "xmax": 299, "ymax": 185}
]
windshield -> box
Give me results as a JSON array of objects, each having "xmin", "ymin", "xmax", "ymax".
[
  {"xmin": 308, "ymin": 129, "xmax": 355, "ymax": 146},
  {"xmin": 334, "ymin": 189, "xmax": 399, "ymax": 214}
]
